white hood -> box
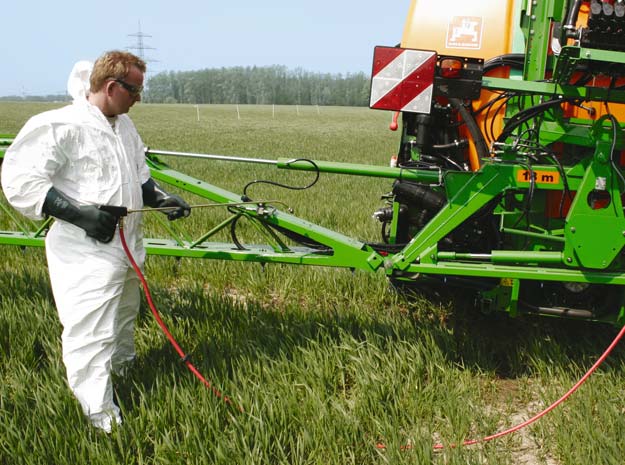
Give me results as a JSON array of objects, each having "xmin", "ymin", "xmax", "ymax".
[{"xmin": 66, "ymin": 60, "xmax": 93, "ymax": 102}]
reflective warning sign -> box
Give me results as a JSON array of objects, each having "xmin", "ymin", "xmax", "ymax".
[{"xmin": 369, "ymin": 46, "xmax": 436, "ymax": 114}]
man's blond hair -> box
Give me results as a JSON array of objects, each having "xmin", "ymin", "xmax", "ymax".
[{"xmin": 90, "ymin": 50, "xmax": 146, "ymax": 92}]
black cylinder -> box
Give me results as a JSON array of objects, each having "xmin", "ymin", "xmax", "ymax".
[{"xmin": 393, "ymin": 181, "xmax": 446, "ymax": 212}]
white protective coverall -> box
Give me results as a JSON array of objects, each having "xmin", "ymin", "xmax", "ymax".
[{"xmin": 1, "ymin": 61, "xmax": 151, "ymax": 432}]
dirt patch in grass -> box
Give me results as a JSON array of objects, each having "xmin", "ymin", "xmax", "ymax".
[{"xmin": 490, "ymin": 378, "xmax": 561, "ymax": 465}]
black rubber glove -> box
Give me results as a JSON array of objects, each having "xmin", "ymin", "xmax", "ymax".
[
  {"xmin": 42, "ymin": 187, "xmax": 118, "ymax": 243},
  {"xmin": 142, "ymin": 178, "xmax": 191, "ymax": 220}
]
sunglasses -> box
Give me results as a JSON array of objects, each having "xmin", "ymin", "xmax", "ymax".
[{"xmin": 112, "ymin": 79, "xmax": 143, "ymax": 97}]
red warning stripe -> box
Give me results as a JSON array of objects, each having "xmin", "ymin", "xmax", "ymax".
[{"xmin": 371, "ymin": 47, "xmax": 406, "ymax": 76}]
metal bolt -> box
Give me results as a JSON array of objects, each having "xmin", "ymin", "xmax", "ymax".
[
  {"xmin": 567, "ymin": 257, "xmax": 573, "ymax": 263},
  {"xmin": 570, "ymin": 227, "xmax": 576, "ymax": 233}
]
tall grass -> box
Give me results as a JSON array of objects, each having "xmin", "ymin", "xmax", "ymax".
[{"xmin": 2, "ymin": 102, "xmax": 625, "ymax": 464}]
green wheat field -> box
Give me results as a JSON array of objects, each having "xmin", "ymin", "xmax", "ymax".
[{"xmin": 2, "ymin": 102, "xmax": 625, "ymax": 464}]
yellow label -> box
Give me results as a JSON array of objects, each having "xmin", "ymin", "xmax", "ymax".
[{"xmin": 516, "ymin": 170, "xmax": 560, "ymax": 185}]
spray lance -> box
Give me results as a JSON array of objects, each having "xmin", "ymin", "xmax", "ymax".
[{"xmin": 97, "ymin": 194, "xmax": 294, "ymax": 412}]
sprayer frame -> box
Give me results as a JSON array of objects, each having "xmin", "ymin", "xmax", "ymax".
[{"xmin": 4, "ymin": 1, "xmax": 625, "ymax": 324}]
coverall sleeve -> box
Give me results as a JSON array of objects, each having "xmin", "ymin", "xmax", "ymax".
[
  {"xmin": 116, "ymin": 114, "xmax": 151, "ymax": 186},
  {"xmin": 1, "ymin": 122, "xmax": 66, "ymax": 220},
  {"xmin": 131, "ymin": 120, "xmax": 151, "ymax": 185},
  {"xmin": 137, "ymin": 137, "xmax": 151, "ymax": 186}
]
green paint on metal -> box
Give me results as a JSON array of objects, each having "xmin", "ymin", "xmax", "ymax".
[{"xmin": 276, "ymin": 158, "xmax": 442, "ymax": 183}]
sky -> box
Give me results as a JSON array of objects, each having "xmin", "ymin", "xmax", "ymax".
[{"xmin": 2, "ymin": 0, "xmax": 410, "ymax": 96}]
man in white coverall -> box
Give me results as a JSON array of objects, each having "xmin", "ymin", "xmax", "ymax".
[{"xmin": 1, "ymin": 50, "xmax": 190, "ymax": 432}]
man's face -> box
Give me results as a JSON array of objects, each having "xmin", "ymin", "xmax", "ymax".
[{"xmin": 109, "ymin": 65, "xmax": 144, "ymax": 115}]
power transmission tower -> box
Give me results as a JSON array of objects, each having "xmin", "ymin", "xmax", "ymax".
[
  {"xmin": 127, "ymin": 21, "xmax": 157, "ymax": 66},
  {"xmin": 127, "ymin": 21, "xmax": 158, "ymax": 101}
]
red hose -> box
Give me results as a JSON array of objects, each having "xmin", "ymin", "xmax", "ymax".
[
  {"xmin": 118, "ymin": 219, "xmax": 242, "ymax": 412},
  {"xmin": 119, "ymin": 218, "xmax": 625, "ymax": 443},
  {"xmin": 377, "ymin": 318, "xmax": 625, "ymax": 451}
]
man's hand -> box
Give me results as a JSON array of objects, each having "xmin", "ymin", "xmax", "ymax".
[
  {"xmin": 156, "ymin": 195, "xmax": 191, "ymax": 220},
  {"xmin": 74, "ymin": 206, "xmax": 118, "ymax": 242},
  {"xmin": 142, "ymin": 178, "xmax": 191, "ymax": 221},
  {"xmin": 42, "ymin": 187, "xmax": 119, "ymax": 243}
]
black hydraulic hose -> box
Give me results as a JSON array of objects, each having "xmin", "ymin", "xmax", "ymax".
[
  {"xmin": 497, "ymin": 98, "xmax": 573, "ymax": 143},
  {"xmin": 241, "ymin": 158, "xmax": 319, "ymax": 201},
  {"xmin": 228, "ymin": 211, "xmax": 246, "ymax": 250},
  {"xmin": 564, "ymin": 0, "xmax": 583, "ymax": 37},
  {"xmin": 483, "ymin": 53, "xmax": 525, "ymax": 73},
  {"xmin": 449, "ymin": 98, "xmax": 490, "ymax": 164},
  {"xmin": 430, "ymin": 139, "xmax": 468, "ymax": 151}
]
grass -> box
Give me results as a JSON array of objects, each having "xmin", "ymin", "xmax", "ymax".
[{"xmin": 2, "ymin": 102, "xmax": 625, "ymax": 464}]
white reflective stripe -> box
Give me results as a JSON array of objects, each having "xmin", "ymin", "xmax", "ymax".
[
  {"xmin": 370, "ymin": 50, "xmax": 436, "ymax": 107},
  {"xmin": 370, "ymin": 75, "xmax": 399, "ymax": 107},
  {"xmin": 402, "ymin": 83, "xmax": 433, "ymax": 114}
]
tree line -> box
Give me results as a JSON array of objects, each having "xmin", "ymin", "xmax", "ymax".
[
  {"xmin": 0, "ymin": 95, "xmax": 71, "ymax": 102},
  {"xmin": 144, "ymin": 65, "xmax": 372, "ymax": 106},
  {"xmin": 0, "ymin": 66, "xmax": 373, "ymax": 106}
]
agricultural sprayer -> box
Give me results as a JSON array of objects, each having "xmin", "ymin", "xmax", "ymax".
[{"xmin": 4, "ymin": 0, "xmax": 625, "ymax": 325}]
